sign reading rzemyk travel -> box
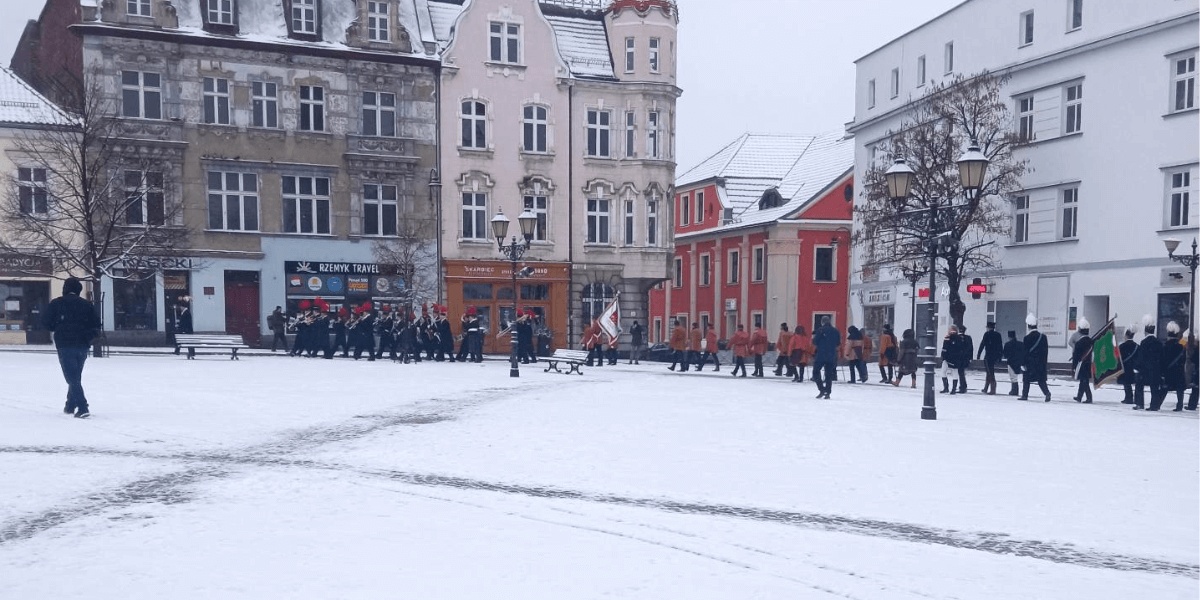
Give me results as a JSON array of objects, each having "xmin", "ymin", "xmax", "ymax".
[
  {"xmin": 284, "ymin": 261, "xmax": 405, "ymax": 299},
  {"xmin": 285, "ymin": 261, "xmax": 382, "ymax": 275}
]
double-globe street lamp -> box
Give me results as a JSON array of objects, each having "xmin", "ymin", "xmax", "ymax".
[
  {"xmin": 490, "ymin": 208, "xmax": 539, "ymax": 378},
  {"xmin": 884, "ymin": 141, "xmax": 989, "ymax": 420},
  {"xmin": 1164, "ymin": 237, "xmax": 1198, "ymax": 345}
]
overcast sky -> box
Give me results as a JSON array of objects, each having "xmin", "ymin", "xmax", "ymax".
[{"xmin": 0, "ymin": 0, "xmax": 960, "ymax": 171}]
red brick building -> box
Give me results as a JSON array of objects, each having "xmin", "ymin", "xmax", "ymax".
[{"xmin": 649, "ymin": 132, "xmax": 853, "ymax": 345}]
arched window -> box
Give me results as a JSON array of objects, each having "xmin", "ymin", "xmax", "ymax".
[
  {"xmin": 460, "ymin": 99, "xmax": 487, "ymax": 149},
  {"xmin": 581, "ymin": 283, "xmax": 616, "ymax": 323},
  {"xmin": 522, "ymin": 104, "xmax": 548, "ymax": 153}
]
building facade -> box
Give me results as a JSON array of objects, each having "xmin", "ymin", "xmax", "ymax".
[
  {"xmin": 14, "ymin": 0, "xmax": 441, "ymax": 345},
  {"xmin": 649, "ymin": 132, "xmax": 854, "ymax": 346},
  {"xmin": 431, "ymin": 0, "xmax": 679, "ymax": 353},
  {"xmin": 847, "ymin": 0, "xmax": 1199, "ymax": 360}
]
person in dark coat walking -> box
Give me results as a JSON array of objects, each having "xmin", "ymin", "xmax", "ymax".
[
  {"xmin": 978, "ymin": 322, "xmax": 1003, "ymax": 394},
  {"xmin": 844, "ymin": 326, "xmax": 866, "ymax": 383},
  {"xmin": 1159, "ymin": 322, "xmax": 1187, "ymax": 412},
  {"xmin": 1020, "ymin": 314, "xmax": 1052, "ymax": 402},
  {"xmin": 352, "ymin": 303, "xmax": 376, "ymax": 361},
  {"xmin": 1134, "ymin": 316, "xmax": 1164, "ymax": 410},
  {"xmin": 892, "ymin": 328, "xmax": 920, "ymax": 388},
  {"xmin": 517, "ymin": 311, "xmax": 535, "ymax": 364},
  {"xmin": 172, "ymin": 298, "xmax": 194, "ymax": 356},
  {"xmin": 1071, "ymin": 318, "xmax": 1094, "ymax": 403},
  {"xmin": 1002, "ymin": 330, "xmax": 1026, "ymax": 396},
  {"xmin": 940, "ymin": 325, "xmax": 970, "ymax": 394},
  {"xmin": 628, "ymin": 320, "xmax": 643, "ymax": 364},
  {"xmin": 42, "ymin": 277, "xmax": 101, "ymax": 418},
  {"xmin": 1185, "ymin": 331, "xmax": 1198, "ymax": 411},
  {"xmin": 1116, "ymin": 327, "xmax": 1139, "ymax": 404},
  {"xmin": 958, "ymin": 325, "xmax": 975, "ymax": 393},
  {"xmin": 812, "ymin": 316, "xmax": 841, "ymax": 399},
  {"xmin": 268, "ymin": 306, "xmax": 289, "ymax": 352}
]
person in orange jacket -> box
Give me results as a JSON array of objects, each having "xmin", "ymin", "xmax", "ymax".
[
  {"xmin": 688, "ymin": 322, "xmax": 703, "ymax": 369},
  {"xmin": 878, "ymin": 324, "xmax": 898, "ymax": 383},
  {"xmin": 789, "ymin": 324, "xmax": 812, "ymax": 383},
  {"xmin": 773, "ymin": 323, "xmax": 794, "ymax": 378},
  {"xmin": 583, "ymin": 319, "xmax": 605, "ymax": 367},
  {"xmin": 668, "ymin": 319, "xmax": 689, "ymax": 372},
  {"xmin": 750, "ymin": 324, "xmax": 769, "ymax": 377},
  {"xmin": 730, "ymin": 324, "xmax": 750, "ymax": 377},
  {"xmin": 697, "ymin": 324, "xmax": 720, "ymax": 371}
]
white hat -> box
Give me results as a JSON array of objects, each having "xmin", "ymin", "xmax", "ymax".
[
  {"xmin": 1144, "ymin": 314, "xmax": 1157, "ymax": 332},
  {"xmin": 1026, "ymin": 313, "xmax": 1038, "ymax": 327},
  {"xmin": 1077, "ymin": 317, "xmax": 1090, "ymax": 331},
  {"xmin": 1167, "ymin": 321, "xmax": 1181, "ymax": 334}
]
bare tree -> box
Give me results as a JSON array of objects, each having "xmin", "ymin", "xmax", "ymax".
[
  {"xmin": 370, "ymin": 216, "xmax": 438, "ymax": 315},
  {"xmin": 0, "ymin": 67, "xmax": 190, "ymax": 303},
  {"xmin": 854, "ymin": 70, "xmax": 1030, "ymax": 328}
]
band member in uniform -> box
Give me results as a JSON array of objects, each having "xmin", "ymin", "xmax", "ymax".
[
  {"xmin": 774, "ymin": 323, "xmax": 793, "ymax": 377},
  {"xmin": 1117, "ymin": 326, "xmax": 1138, "ymax": 404},
  {"xmin": 688, "ymin": 323, "xmax": 702, "ymax": 370},
  {"xmin": 1070, "ymin": 318, "xmax": 1094, "ymax": 403},
  {"xmin": 400, "ymin": 311, "xmax": 420, "ymax": 363},
  {"xmin": 1020, "ymin": 314, "xmax": 1052, "ymax": 402},
  {"xmin": 290, "ymin": 301, "xmax": 311, "ymax": 357},
  {"xmin": 326, "ymin": 307, "xmax": 349, "ymax": 359},
  {"xmin": 789, "ymin": 325, "xmax": 811, "ymax": 382},
  {"xmin": 749, "ymin": 323, "xmax": 769, "ymax": 377},
  {"xmin": 730, "ymin": 324, "xmax": 750, "ymax": 377},
  {"xmin": 352, "ymin": 302, "xmax": 376, "ymax": 361},
  {"xmin": 1160, "ymin": 322, "xmax": 1186, "ymax": 412},
  {"xmin": 583, "ymin": 319, "xmax": 604, "ymax": 367},
  {"xmin": 697, "ymin": 323, "xmax": 720, "ymax": 372},
  {"xmin": 667, "ymin": 319, "xmax": 688, "ymax": 372},
  {"xmin": 465, "ymin": 306, "xmax": 483, "ymax": 362},
  {"xmin": 312, "ymin": 302, "xmax": 331, "ymax": 358},
  {"xmin": 437, "ymin": 307, "xmax": 455, "ymax": 362},
  {"xmin": 517, "ymin": 310, "xmax": 536, "ymax": 364},
  {"xmin": 375, "ymin": 305, "xmax": 394, "ymax": 360},
  {"xmin": 977, "ymin": 322, "xmax": 1003, "ymax": 394},
  {"xmin": 1002, "ymin": 330, "xmax": 1026, "ymax": 396}
]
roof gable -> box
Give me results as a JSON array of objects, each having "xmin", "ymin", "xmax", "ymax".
[{"xmin": 0, "ymin": 66, "xmax": 71, "ymax": 126}]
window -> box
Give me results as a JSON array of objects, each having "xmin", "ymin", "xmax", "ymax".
[
  {"xmin": 625, "ymin": 111, "xmax": 636, "ymax": 158},
  {"xmin": 1069, "ymin": 0, "xmax": 1083, "ymax": 30},
  {"xmin": 282, "ymin": 175, "xmax": 331, "ymax": 234},
  {"xmin": 523, "ymin": 194, "xmax": 547, "ymax": 241},
  {"xmin": 124, "ymin": 170, "xmax": 164, "ymax": 226},
  {"xmin": 672, "ymin": 257, "xmax": 682, "ymax": 287},
  {"xmin": 368, "ymin": 1, "xmax": 389, "ymax": 42},
  {"xmin": 752, "ymin": 312, "xmax": 764, "ymax": 330},
  {"xmin": 1020, "ymin": 11, "xmax": 1034, "ymax": 46},
  {"xmin": 522, "ymin": 105, "xmax": 547, "ymax": 153},
  {"xmin": 1060, "ymin": 187, "xmax": 1079, "ymax": 239},
  {"xmin": 680, "ymin": 194, "xmax": 690, "ymax": 226},
  {"xmin": 1168, "ymin": 169, "xmax": 1193, "ymax": 228},
  {"xmin": 944, "ymin": 41, "xmax": 954, "ymax": 74},
  {"xmin": 580, "ymin": 284, "xmax": 616, "ymax": 324},
  {"xmin": 812, "ymin": 313, "xmax": 834, "ymax": 334},
  {"xmin": 207, "ymin": 171, "xmax": 258, "ymax": 231},
  {"xmin": 623, "ymin": 200, "xmax": 635, "ymax": 245},
  {"xmin": 461, "ymin": 100, "xmax": 487, "ymax": 148},
  {"xmin": 890, "ymin": 68, "xmax": 899, "ymax": 98},
  {"xmin": 1014, "ymin": 194, "xmax": 1030, "ymax": 243},
  {"xmin": 649, "ymin": 37, "xmax": 660, "ymax": 72},
  {"xmin": 700, "ymin": 313, "xmax": 710, "ymax": 334},
  {"xmin": 917, "ymin": 55, "xmax": 926, "ymax": 86},
  {"xmin": 586, "ymin": 109, "xmax": 611, "ymax": 157},
  {"xmin": 17, "ymin": 168, "xmax": 47, "ymax": 214},
  {"xmin": 489, "ymin": 21, "xmax": 520, "ymax": 63},
  {"xmin": 121, "ymin": 71, "xmax": 161, "ymax": 119},
  {"xmin": 1172, "ymin": 53, "xmax": 1196, "ymax": 113},
  {"xmin": 587, "ymin": 198, "xmax": 610, "ymax": 244},
  {"xmin": 727, "ymin": 249, "xmax": 740, "ymax": 284},
  {"xmin": 647, "ymin": 198, "xmax": 658, "ymax": 246},
  {"xmin": 363, "ymin": 184, "xmax": 397, "ymax": 236},
  {"xmin": 299, "ymin": 85, "xmax": 324, "ymax": 132},
  {"xmin": 362, "ymin": 91, "xmax": 396, "ymax": 137},
  {"xmin": 207, "ymin": 0, "xmax": 233, "ymax": 24},
  {"xmin": 128, "ymin": 0, "xmax": 151, "ymax": 16},
  {"xmin": 647, "ymin": 110, "xmax": 661, "ymax": 159},
  {"xmin": 462, "ymin": 192, "xmax": 487, "ymax": 240},
  {"xmin": 202, "ymin": 77, "xmax": 230, "ymax": 125},
  {"xmin": 700, "ymin": 254, "xmax": 710, "ymax": 286},
  {"xmin": 292, "ymin": 0, "xmax": 316, "ymax": 34},
  {"xmin": 696, "ymin": 191, "xmax": 705, "ymax": 222},
  {"xmin": 867, "ymin": 79, "xmax": 876, "ymax": 108},
  {"xmin": 814, "ymin": 247, "xmax": 834, "ymax": 282},
  {"xmin": 625, "ymin": 37, "xmax": 635, "ymax": 72},
  {"xmin": 653, "ymin": 317, "xmax": 662, "ymax": 343},
  {"xmin": 251, "ymin": 81, "xmax": 278, "ymax": 128},
  {"xmin": 1064, "ymin": 83, "xmax": 1082, "ymax": 134},
  {"xmin": 1017, "ymin": 95, "xmax": 1035, "ymax": 142},
  {"xmin": 752, "ymin": 246, "xmax": 765, "ymax": 282}
]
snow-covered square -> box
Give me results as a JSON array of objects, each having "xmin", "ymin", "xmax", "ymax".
[{"xmin": 1, "ymin": 351, "xmax": 1196, "ymax": 599}]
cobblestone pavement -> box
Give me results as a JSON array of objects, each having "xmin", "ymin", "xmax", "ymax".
[{"xmin": 1, "ymin": 381, "xmax": 1195, "ymax": 580}]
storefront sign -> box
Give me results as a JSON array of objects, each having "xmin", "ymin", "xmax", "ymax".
[
  {"xmin": 863, "ymin": 288, "xmax": 893, "ymax": 306},
  {"xmin": 0, "ymin": 255, "xmax": 53, "ymax": 277},
  {"xmin": 117, "ymin": 256, "xmax": 194, "ymax": 271},
  {"xmin": 285, "ymin": 261, "xmax": 381, "ymax": 275},
  {"xmin": 445, "ymin": 260, "xmax": 571, "ymax": 281}
]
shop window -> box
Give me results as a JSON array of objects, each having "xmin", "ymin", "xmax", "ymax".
[
  {"xmin": 520, "ymin": 284, "xmax": 549, "ymax": 300},
  {"xmin": 462, "ymin": 283, "xmax": 493, "ymax": 300},
  {"xmin": 113, "ymin": 272, "xmax": 157, "ymax": 330}
]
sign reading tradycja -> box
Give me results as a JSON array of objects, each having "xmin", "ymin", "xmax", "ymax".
[{"xmin": 0, "ymin": 255, "xmax": 54, "ymax": 276}]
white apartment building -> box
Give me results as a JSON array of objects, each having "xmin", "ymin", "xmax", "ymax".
[{"xmin": 847, "ymin": 0, "xmax": 1199, "ymax": 361}]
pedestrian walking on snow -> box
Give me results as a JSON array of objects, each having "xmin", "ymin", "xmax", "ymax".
[
  {"xmin": 1161, "ymin": 322, "xmax": 1187, "ymax": 411},
  {"xmin": 1002, "ymin": 330, "xmax": 1026, "ymax": 396},
  {"xmin": 750, "ymin": 324, "xmax": 769, "ymax": 377},
  {"xmin": 812, "ymin": 316, "xmax": 841, "ymax": 399},
  {"xmin": 978, "ymin": 321, "xmax": 1003, "ymax": 394},
  {"xmin": 1134, "ymin": 315, "xmax": 1164, "ymax": 410},
  {"xmin": 668, "ymin": 319, "xmax": 689, "ymax": 372},
  {"xmin": 42, "ymin": 277, "xmax": 101, "ymax": 419},
  {"xmin": 628, "ymin": 320, "xmax": 644, "ymax": 364},
  {"xmin": 774, "ymin": 323, "xmax": 793, "ymax": 377},
  {"xmin": 878, "ymin": 324, "xmax": 897, "ymax": 383},
  {"xmin": 1021, "ymin": 314, "xmax": 1052, "ymax": 402},
  {"xmin": 1071, "ymin": 319, "xmax": 1095, "ymax": 403},
  {"xmin": 730, "ymin": 324, "xmax": 750, "ymax": 377},
  {"xmin": 1117, "ymin": 327, "xmax": 1138, "ymax": 404},
  {"xmin": 892, "ymin": 328, "xmax": 920, "ymax": 388}
]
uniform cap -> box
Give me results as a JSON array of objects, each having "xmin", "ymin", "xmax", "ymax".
[
  {"xmin": 1167, "ymin": 321, "xmax": 1181, "ymax": 334},
  {"xmin": 299, "ymin": 300, "xmax": 311, "ymax": 310},
  {"xmin": 1077, "ymin": 317, "xmax": 1090, "ymax": 331},
  {"xmin": 467, "ymin": 306, "xmax": 477, "ymax": 315},
  {"xmin": 382, "ymin": 305, "xmax": 391, "ymax": 312},
  {"xmin": 1026, "ymin": 313, "xmax": 1038, "ymax": 327}
]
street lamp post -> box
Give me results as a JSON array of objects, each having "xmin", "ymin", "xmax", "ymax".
[
  {"xmin": 1164, "ymin": 237, "xmax": 1198, "ymax": 340},
  {"xmin": 428, "ymin": 168, "xmax": 443, "ymax": 304},
  {"xmin": 491, "ymin": 208, "xmax": 538, "ymax": 378},
  {"xmin": 884, "ymin": 140, "xmax": 989, "ymax": 420},
  {"xmin": 899, "ymin": 261, "xmax": 927, "ymax": 333}
]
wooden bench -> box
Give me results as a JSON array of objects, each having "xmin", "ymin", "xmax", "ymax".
[
  {"xmin": 544, "ymin": 349, "xmax": 591, "ymax": 375},
  {"xmin": 174, "ymin": 334, "xmax": 249, "ymax": 360}
]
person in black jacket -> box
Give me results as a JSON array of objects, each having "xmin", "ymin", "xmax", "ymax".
[
  {"xmin": 1116, "ymin": 327, "xmax": 1139, "ymax": 404},
  {"xmin": 1134, "ymin": 316, "xmax": 1163, "ymax": 410},
  {"xmin": 978, "ymin": 321, "xmax": 1004, "ymax": 395},
  {"xmin": 1185, "ymin": 332, "xmax": 1198, "ymax": 411},
  {"xmin": 267, "ymin": 306, "xmax": 289, "ymax": 353},
  {"xmin": 1070, "ymin": 319, "xmax": 1094, "ymax": 403},
  {"xmin": 1020, "ymin": 314, "xmax": 1052, "ymax": 402},
  {"xmin": 1159, "ymin": 322, "xmax": 1186, "ymax": 412},
  {"xmin": 959, "ymin": 325, "xmax": 975, "ymax": 393},
  {"xmin": 42, "ymin": 277, "xmax": 101, "ymax": 418},
  {"xmin": 1002, "ymin": 330, "xmax": 1026, "ymax": 396},
  {"xmin": 628, "ymin": 320, "xmax": 643, "ymax": 364},
  {"xmin": 940, "ymin": 325, "xmax": 970, "ymax": 394},
  {"xmin": 352, "ymin": 303, "xmax": 376, "ymax": 361}
]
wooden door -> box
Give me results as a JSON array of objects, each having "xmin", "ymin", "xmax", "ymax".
[{"xmin": 224, "ymin": 270, "xmax": 261, "ymax": 347}]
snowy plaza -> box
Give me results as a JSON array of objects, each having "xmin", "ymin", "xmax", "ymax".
[{"xmin": 0, "ymin": 351, "xmax": 1196, "ymax": 599}]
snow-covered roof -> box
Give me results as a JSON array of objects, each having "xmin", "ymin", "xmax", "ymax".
[
  {"xmin": 0, "ymin": 66, "xmax": 71, "ymax": 126},
  {"xmin": 543, "ymin": 14, "xmax": 615, "ymax": 80},
  {"xmin": 427, "ymin": 0, "xmax": 464, "ymax": 47},
  {"xmin": 677, "ymin": 133, "xmax": 815, "ymax": 187}
]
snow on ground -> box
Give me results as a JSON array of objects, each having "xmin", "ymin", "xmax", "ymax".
[{"xmin": 0, "ymin": 352, "xmax": 1196, "ymax": 598}]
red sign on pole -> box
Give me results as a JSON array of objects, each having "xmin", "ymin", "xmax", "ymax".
[{"xmin": 918, "ymin": 288, "xmax": 930, "ymax": 298}]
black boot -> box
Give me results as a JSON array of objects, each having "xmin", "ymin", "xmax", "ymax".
[
  {"xmin": 1008, "ymin": 382, "xmax": 1019, "ymax": 396},
  {"xmin": 950, "ymin": 380, "xmax": 958, "ymax": 395},
  {"xmin": 941, "ymin": 377, "xmax": 950, "ymax": 394}
]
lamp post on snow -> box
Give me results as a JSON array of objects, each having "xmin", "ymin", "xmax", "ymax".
[
  {"xmin": 491, "ymin": 208, "xmax": 539, "ymax": 378},
  {"xmin": 884, "ymin": 140, "xmax": 989, "ymax": 420}
]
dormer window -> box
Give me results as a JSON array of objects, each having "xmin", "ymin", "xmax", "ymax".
[
  {"xmin": 368, "ymin": 2, "xmax": 390, "ymax": 42},
  {"xmin": 127, "ymin": 0, "xmax": 151, "ymax": 17},
  {"xmin": 759, "ymin": 187, "xmax": 783, "ymax": 210},
  {"xmin": 202, "ymin": 0, "xmax": 237, "ymax": 33},
  {"xmin": 292, "ymin": 0, "xmax": 316, "ymax": 35}
]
